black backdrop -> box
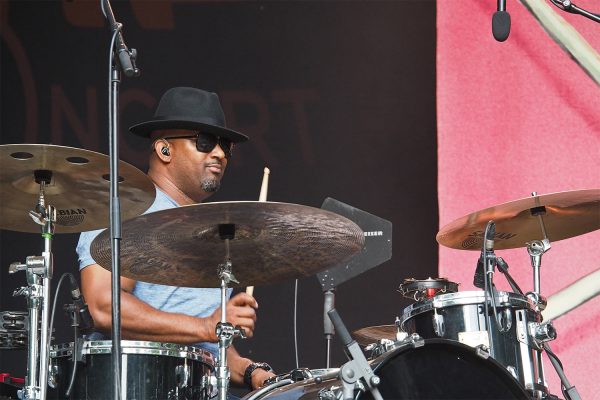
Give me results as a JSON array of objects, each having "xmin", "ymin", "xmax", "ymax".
[{"xmin": 0, "ymin": 0, "xmax": 437, "ymax": 393}]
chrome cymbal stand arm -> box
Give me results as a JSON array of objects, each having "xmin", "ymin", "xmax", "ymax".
[
  {"xmin": 525, "ymin": 192, "xmax": 554, "ymax": 397},
  {"xmin": 527, "ymin": 239, "xmax": 550, "ymax": 299},
  {"xmin": 528, "ymin": 192, "xmax": 551, "ymax": 299},
  {"xmin": 9, "ymin": 178, "xmax": 56, "ymax": 400},
  {"xmin": 216, "ymin": 225, "xmax": 245, "ymax": 400}
]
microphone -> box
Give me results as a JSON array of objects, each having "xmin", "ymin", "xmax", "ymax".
[
  {"xmin": 473, "ymin": 221, "xmax": 496, "ymax": 289},
  {"xmin": 101, "ymin": 0, "xmax": 140, "ymax": 77},
  {"xmin": 492, "ymin": 0, "xmax": 511, "ymax": 42},
  {"xmin": 67, "ymin": 275, "xmax": 95, "ymax": 332}
]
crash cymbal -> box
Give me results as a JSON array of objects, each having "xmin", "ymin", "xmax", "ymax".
[
  {"xmin": 91, "ymin": 201, "xmax": 365, "ymax": 288},
  {"xmin": 352, "ymin": 325, "xmax": 398, "ymax": 347},
  {"xmin": 437, "ymin": 189, "xmax": 600, "ymax": 250},
  {"xmin": 0, "ymin": 144, "xmax": 155, "ymax": 233}
]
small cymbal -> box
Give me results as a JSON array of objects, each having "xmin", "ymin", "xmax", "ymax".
[
  {"xmin": 352, "ymin": 325, "xmax": 398, "ymax": 347},
  {"xmin": 0, "ymin": 144, "xmax": 155, "ymax": 233},
  {"xmin": 437, "ymin": 189, "xmax": 600, "ymax": 250},
  {"xmin": 91, "ymin": 201, "xmax": 365, "ymax": 288}
]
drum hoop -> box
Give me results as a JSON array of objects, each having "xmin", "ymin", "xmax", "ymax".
[
  {"xmin": 50, "ymin": 340, "xmax": 215, "ymax": 366},
  {"xmin": 400, "ymin": 290, "xmax": 534, "ymax": 325}
]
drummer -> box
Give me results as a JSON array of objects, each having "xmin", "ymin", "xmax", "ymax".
[{"xmin": 76, "ymin": 87, "xmax": 276, "ymax": 392}]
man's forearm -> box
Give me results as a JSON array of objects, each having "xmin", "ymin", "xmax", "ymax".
[{"xmin": 92, "ymin": 289, "xmax": 215, "ymax": 344}]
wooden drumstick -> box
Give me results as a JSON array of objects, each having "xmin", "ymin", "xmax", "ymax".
[{"xmin": 246, "ymin": 167, "xmax": 270, "ymax": 296}]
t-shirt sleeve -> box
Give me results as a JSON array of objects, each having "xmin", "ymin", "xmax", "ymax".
[{"xmin": 76, "ymin": 228, "xmax": 106, "ymax": 270}]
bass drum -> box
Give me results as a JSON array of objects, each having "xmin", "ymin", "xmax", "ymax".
[{"xmin": 243, "ymin": 339, "xmax": 529, "ymax": 400}]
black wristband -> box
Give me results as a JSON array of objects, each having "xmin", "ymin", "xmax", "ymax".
[{"xmin": 243, "ymin": 362, "xmax": 273, "ymax": 389}]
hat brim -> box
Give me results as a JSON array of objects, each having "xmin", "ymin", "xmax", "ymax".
[{"xmin": 129, "ymin": 119, "xmax": 249, "ymax": 143}]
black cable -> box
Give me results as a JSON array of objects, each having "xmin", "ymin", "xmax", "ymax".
[
  {"xmin": 544, "ymin": 343, "xmax": 564, "ymax": 372},
  {"xmin": 544, "ymin": 343, "xmax": 571, "ymax": 399},
  {"xmin": 65, "ymin": 326, "xmax": 79, "ymax": 397},
  {"xmin": 49, "ymin": 273, "xmax": 73, "ymax": 350},
  {"xmin": 496, "ymin": 257, "xmax": 524, "ymax": 295},
  {"xmin": 49, "ymin": 273, "xmax": 80, "ymax": 397},
  {"xmin": 488, "ymin": 274, "xmax": 508, "ymax": 332}
]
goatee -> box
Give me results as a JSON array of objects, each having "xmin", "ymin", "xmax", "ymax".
[{"xmin": 201, "ymin": 178, "xmax": 221, "ymax": 193}]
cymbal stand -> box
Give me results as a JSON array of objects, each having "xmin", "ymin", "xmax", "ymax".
[
  {"xmin": 524, "ymin": 193, "xmax": 559, "ymax": 398},
  {"xmin": 9, "ymin": 172, "xmax": 56, "ymax": 400},
  {"xmin": 215, "ymin": 224, "xmax": 246, "ymax": 400},
  {"xmin": 526, "ymin": 204, "xmax": 581, "ymax": 399}
]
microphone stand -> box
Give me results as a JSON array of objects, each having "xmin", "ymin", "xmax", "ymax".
[
  {"xmin": 327, "ymin": 309, "xmax": 383, "ymax": 400},
  {"xmin": 323, "ymin": 289, "xmax": 336, "ymax": 368},
  {"xmin": 550, "ymin": 0, "xmax": 600, "ymax": 23},
  {"xmin": 100, "ymin": 1, "xmax": 140, "ymax": 399}
]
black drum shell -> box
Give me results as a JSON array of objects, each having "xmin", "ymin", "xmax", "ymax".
[
  {"xmin": 242, "ymin": 339, "xmax": 529, "ymax": 399},
  {"xmin": 48, "ymin": 341, "xmax": 214, "ymax": 400},
  {"xmin": 400, "ymin": 290, "xmax": 544, "ymax": 392}
]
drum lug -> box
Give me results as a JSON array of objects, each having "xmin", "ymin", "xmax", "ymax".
[
  {"xmin": 406, "ymin": 333, "xmax": 425, "ymax": 348},
  {"xmin": 432, "ymin": 309, "xmax": 445, "ymax": 337},
  {"xmin": 516, "ymin": 310, "xmax": 530, "ymax": 346},
  {"xmin": 175, "ymin": 364, "xmax": 190, "ymax": 388},
  {"xmin": 474, "ymin": 344, "xmax": 491, "ymax": 359},
  {"xmin": 498, "ymin": 307, "xmax": 513, "ymax": 332},
  {"xmin": 318, "ymin": 385, "xmax": 341, "ymax": 400},
  {"xmin": 365, "ymin": 339, "xmax": 396, "ymax": 359},
  {"xmin": 506, "ymin": 365, "xmax": 518, "ymax": 381},
  {"xmin": 47, "ymin": 363, "xmax": 59, "ymax": 389},
  {"xmin": 202, "ymin": 374, "xmax": 218, "ymax": 399}
]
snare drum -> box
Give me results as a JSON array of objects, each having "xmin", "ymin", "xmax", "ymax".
[
  {"xmin": 400, "ymin": 291, "xmax": 547, "ymax": 395},
  {"xmin": 242, "ymin": 339, "xmax": 528, "ymax": 399},
  {"xmin": 0, "ymin": 311, "xmax": 28, "ymax": 349},
  {"xmin": 49, "ymin": 340, "xmax": 215, "ymax": 400}
]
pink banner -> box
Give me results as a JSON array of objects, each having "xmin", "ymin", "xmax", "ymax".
[{"xmin": 437, "ymin": 0, "xmax": 600, "ymax": 397}]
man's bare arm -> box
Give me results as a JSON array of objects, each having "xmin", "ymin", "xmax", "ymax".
[{"xmin": 81, "ymin": 264, "xmax": 257, "ymax": 344}]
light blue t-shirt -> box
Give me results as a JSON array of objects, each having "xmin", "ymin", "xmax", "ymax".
[{"xmin": 76, "ymin": 188, "xmax": 230, "ymax": 358}]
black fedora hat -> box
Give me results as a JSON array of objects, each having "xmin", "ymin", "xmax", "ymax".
[{"xmin": 129, "ymin": 87, "xmax": 248, "ymax": 142}]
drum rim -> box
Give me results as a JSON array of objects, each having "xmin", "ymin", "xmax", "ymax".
[
  {"xmin": 50, "ymin": 340, "xmax": 215, "ymax": 365},
  {"xmin": 400, "ymin": 290, "xmax": 534, "ymax": 323}
]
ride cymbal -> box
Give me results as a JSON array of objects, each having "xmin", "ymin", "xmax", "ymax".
[
  {"xmin": 0, "ymin": 144, "xmax": 155, "ymax": 233},
  {"xmin": 437, "ymin": 189, "xmax": 600, "ymax": 250},
  {"xmin": 91, "ymin": 201, "xmax": 365, "ymax": 288}
]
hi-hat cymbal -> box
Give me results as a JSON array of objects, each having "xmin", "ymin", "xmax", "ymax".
[
  {"xmin": 437, "ymin": 189, "xmax": 600, "ymax": 250},
  {"xmin": 91, "ymin": 201, "xmax": 365, "ymax": 288},
  {"xmin": 352, "ymin": 325, "xmax": 397, "ymax": 347},
  {"xmin": 0, "ymin": 144, "xmax": 155, "ymax": 233}
]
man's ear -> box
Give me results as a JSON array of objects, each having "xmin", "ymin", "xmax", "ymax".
[{"xmin": 153, "ymin": 139, "xmax": 171, "ymax": 162}]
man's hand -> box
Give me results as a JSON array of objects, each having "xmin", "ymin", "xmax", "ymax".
[
  {"xmin": 209, "ymin": 292, "xmax": 258, "ymax": 340},
  {"xmin": 250, "ymin": 368, "xmax": 276, "ymax": 390}
]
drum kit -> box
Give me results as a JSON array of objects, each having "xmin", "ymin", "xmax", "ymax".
[{"xmin": 1, "ymin": 143, "xmax": 599, "ymax": 400}]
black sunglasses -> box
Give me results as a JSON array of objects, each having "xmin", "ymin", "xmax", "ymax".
[{"xmin": 162, "ymin": 132, "xmax": 234, "ymax": 158}]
